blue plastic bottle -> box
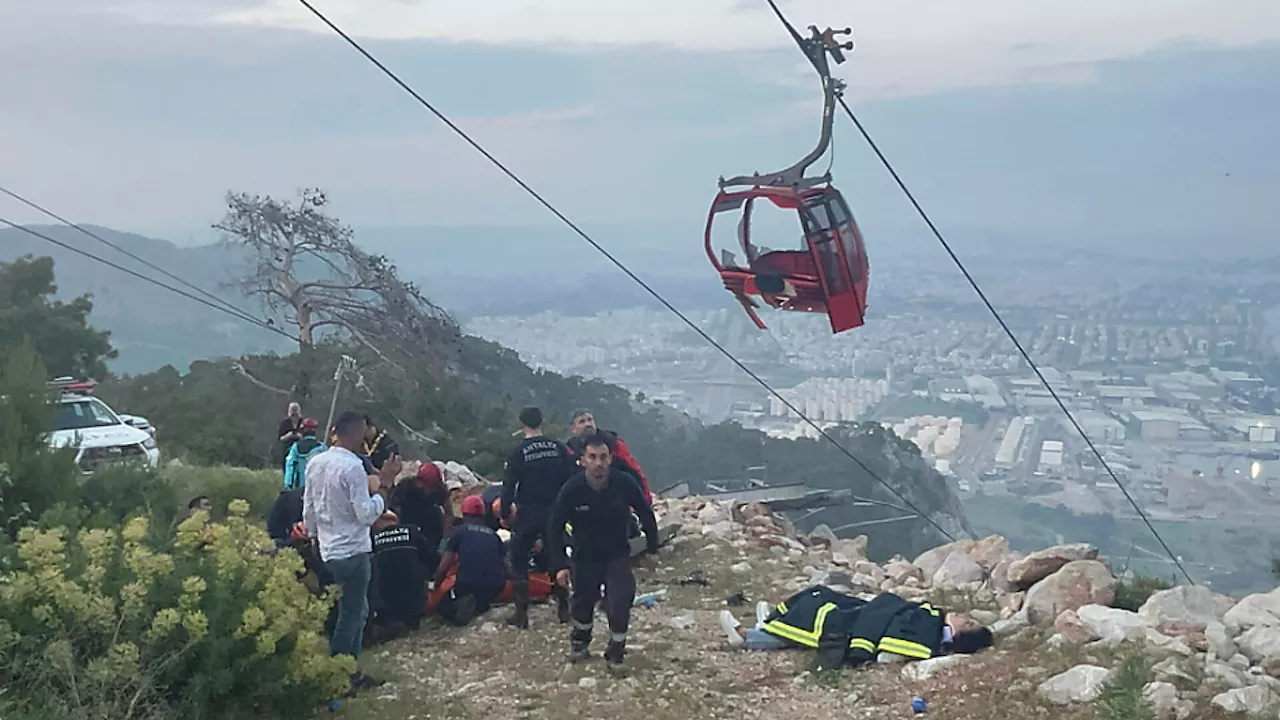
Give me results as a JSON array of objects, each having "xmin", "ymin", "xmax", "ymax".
[{"xmin": 910, "ymin": 696, "xmax": 927, "ymax": 714}]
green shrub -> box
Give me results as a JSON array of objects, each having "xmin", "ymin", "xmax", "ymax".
[
  {"xmin": 0, "ymin": 501, "xmax": 352, "ymax": 720},
  {"xmin": 162, "ymin": 464, "xmax": 281, "ymax": 522},
  {"xmin": 1098, "ymin": 652, "xmax": 1155, "ymax": 720},
  {"xmin": 1113, "ymin": 573, "xmax": 1174, "ymax": 612},
  {"xmin": 0, "ymin": 346, "xmax": 79, "ymax": 539}
]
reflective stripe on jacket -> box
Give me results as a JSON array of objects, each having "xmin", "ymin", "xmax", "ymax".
[{"xmin": 763, "ymin": 586, "xmax": 944, "ymax": 665}]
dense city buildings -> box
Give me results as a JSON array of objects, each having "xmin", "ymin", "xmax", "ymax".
[{"xmin": 469, "ymin": 248, "xmax": 1280, "ymax": 551}]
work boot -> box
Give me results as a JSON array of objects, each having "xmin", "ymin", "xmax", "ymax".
[
  {"xmin": 568, "ymin": 626, "xmax": 592, "ymax": 663},
  {"xmin": 604, "ymin": 639, "xmax": 627, "ymax": 676},
  {"xmin": 553, "ymin": 585, "xmax": 571, "ymax": 624},
  {"xmin": 508, "ymin": 581, "xmax": 530, "ymax": 629},
  {"xmin": 453, "ymin": 595, "xmax": 477, "ymax": 627}
]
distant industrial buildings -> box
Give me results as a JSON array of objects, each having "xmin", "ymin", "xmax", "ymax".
[{"xmin": 768, "ymin": 377, "xmax": 889, "ymax": 423}]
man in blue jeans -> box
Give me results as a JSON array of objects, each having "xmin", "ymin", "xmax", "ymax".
[{"xmin": 303, "ymin": 410, "xmax": 402, "ymax": 695}]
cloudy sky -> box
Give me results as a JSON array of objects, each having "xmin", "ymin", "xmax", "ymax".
[{"xmin": 2, "ymin": 0, "xmax": 1278, "ymax": 260}]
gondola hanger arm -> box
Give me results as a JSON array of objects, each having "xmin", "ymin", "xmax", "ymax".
[{"xmin": 718, "ymin": 4, "xmax": 854, "ymax": 190}]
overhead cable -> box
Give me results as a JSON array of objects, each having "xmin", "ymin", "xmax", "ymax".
[
  {"xmin": 0, "ymin": 217, "xmax": 301, "ymax": 344},
  {"xmin": 293, "ymin": 0, "xmax": 962, "ymax": 542},
  {"xmin": 754, "ymin": 1, "xmax": 1196, "ymax": 583}
]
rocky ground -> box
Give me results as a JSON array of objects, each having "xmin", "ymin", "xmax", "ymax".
[{"xmin": 337, "ymin": 497, "xmax": 1280, "ymax": 720}]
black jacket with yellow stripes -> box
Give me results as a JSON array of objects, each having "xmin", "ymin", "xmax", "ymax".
[{"xmin": 762, "ymin": 586, "xmax": 945, "ymax": 669}]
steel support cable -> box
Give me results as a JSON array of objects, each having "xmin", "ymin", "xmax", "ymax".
[
  {"xmin": 0, "ymin": 185, "xmax": 274, "ymax": 329},
  {"xmin": 293, "ymin": 0, "xmax": 959, "ymax": 542},
  {"xmin": 0, "ymin": 217, "xmax": 302, "ymax": 344},
  {"xmin": 824, "ymin": 67, "xmax": 1192, "ymax": 583}
]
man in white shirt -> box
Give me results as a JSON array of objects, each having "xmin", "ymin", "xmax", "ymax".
[{"xmin": 303, "ymin": 410, "xmax": 402, "ymax": 692}]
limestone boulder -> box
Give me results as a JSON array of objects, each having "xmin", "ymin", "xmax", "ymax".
[
  {"xmin": 1024, "ymin": 560, "xmax": 1116, "ymax": 625},
  {"xmin": 1038, "ymin": 664, "xmax": 1114, "ymax": 705},
  {"xmin": 1076, "ymin": 604, "xmax": 1146, "ymax": 644},
  {"xmin": 1052, "ymin": 609, "xmax": 1098, "ymax": 644},
  {"xmin": 965, "ymin": 535, "xmax": 1014, "ymax": 571},
  {"xmin": 913, "ymin": 540, "xmax": 976, "ymax": 582},
  {"xmin": 932, "ymin": 551, "xmax": 985, "ymax": 588},
  {"xmin": 1211, "ymin": 686, "xmax": 1280, "ymax": 716},
  {"xmin": 1007, "ymin": 543, "xmax": 1098, "ymax": 590},
  {"xmin": 1139, "ymin": 585, "xmax": 1236, "ymax": 627},
  {"xmin": 1238, "ymin": 625, "xmax": 1280, "ymax": 665},
  {"xmin": 1224, "ymin": 589, "xmax": 1280, "ymax": 635},
  {"xmin": 1143, "ymin": 681, "xmax": 1194, "ymax": 720}
]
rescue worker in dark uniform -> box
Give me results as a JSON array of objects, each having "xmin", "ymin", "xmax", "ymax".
[
  {"xmin": 548, "ymin": 431, "xmax": 659, "ymax": 674},
  {"xmin": 480, "ymin": 484, "xmax": 506, "ymax": 532},
  {"xmin": 565, "ymin": 409, "xmax": 654, "ymax": 506},
  {"xmin": 434, "ymin": 496, "xmax": 506, "ymax": 626},
  {"xmin": 362, "ymin": 416, "xmax": 399, "ymax": 471},
  {"xmin": 369, "ymin": 511, "xmax": 434, "ymax": 640},
  {"xmin": 502, "ymin": 406, "xmax": 576, "ymax": 629},
  {"xmin": 719, "ymin": 586, "xmax": 993, "ymax": 669}
]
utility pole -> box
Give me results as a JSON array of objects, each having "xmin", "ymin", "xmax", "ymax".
[{"xmin": 324, "ymin": 356, "xmax": 357, "ymax": 437}]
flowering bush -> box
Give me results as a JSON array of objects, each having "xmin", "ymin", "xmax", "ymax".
[{"xmin": 0, "ymin": 501, "xmax": 353, "ymax": 720}]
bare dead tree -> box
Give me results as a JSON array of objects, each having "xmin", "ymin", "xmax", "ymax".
[{"xmin": 214, "ymin": 188, "xmax": 460, "ymax": 399}]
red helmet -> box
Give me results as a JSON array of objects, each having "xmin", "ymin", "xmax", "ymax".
[
  {"xmin": 301, "ymin": 418, "xmax": 319, "ymax": 431},
  {"xmin": 417, "ymin": 462, "xmax": 443, "ymax": 487},
  {"xmin": 461, "ymin": 495, "xmax": 485, "ymax": 517}
]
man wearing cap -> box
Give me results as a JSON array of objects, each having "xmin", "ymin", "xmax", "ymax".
[
  {"xmin": 502, "ymin": 406, "xmax": 575, "ymax": 629},
  {"xmin": 284, "ymin": 417, "xmax": 326, "ymax": 490},
  {"xmin": 433, "ymin": 495, "xmax": 506, "ymax": 626},
  {"xmin": 389, "ymin": 462, "xmax": 454, "ymax": 576},
  {"xmin": 565, "ymin": 409, "xmax": 654, "ymax": 505}
]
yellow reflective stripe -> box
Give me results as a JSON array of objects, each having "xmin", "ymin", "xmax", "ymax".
[
  {"xmin": 761, "ymin": 602, "xmax": 836, "ymax": 649},
  {"xmin": 848, "ymin": 638, "xmax": 876, "ymax": 652},
  {"xmin": 763, "ymin": 620, "xmax": 818, "ymax": 647},
  {"xmin": 878, "ymin": 637, "xmax": 933, "ymax": 659},
  {"xmin": 776, "ymin": 602, "xmax": 788, "ymax": 613}
]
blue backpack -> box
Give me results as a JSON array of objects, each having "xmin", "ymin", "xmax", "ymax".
[{"xmin": 285, "ymin": 436, "xmax": 326, "ymax": 490}]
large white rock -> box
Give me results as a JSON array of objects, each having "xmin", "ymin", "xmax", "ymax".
[
  {"xmin": 1143, "ymin": 681, "xmax": 1194, "ymax": 720},
  {"xmin": 1238, "ymin": 625, "xmax": 1280, "ymax": 665},
  {"xmin": 913, "ymin": 540, "xmax": 974, "ymax": 581},
  {"xmin": 1076, "ymin": 604, "xmax": 1147, "ymax": 643},
  {"xmin": 993, "ymin": 608, "xmax": 1030, "ymax": 638},
  {"xmin": 1024, "ymin": 560, "xmax": 1116, "ymax": 625},
  {"xmin": 1139, "ymin": 585, "xmax": 1236, "ymax": 627},
  {"xmin": 1225, "ymin": 589, "xmax": 1280, "ymax": 635},
  {"xmin": 1208, "ymin": 621, "xmax": 1239, "ymax": 660},
  {"xmin": 1211, "ymin": 685, "xmax": 1280, "ymax": 715},
  {"xmin": 901, "ymin": 654, "xmax": 967, "ymax": 682},
  {"xmin": 1038, "ymin": 664, "xmax": 1114, "ymax": 705},
  {"xmin": 1007, "ymin": 543, "xmax": 1098, "ymax": 590},
  {"xmin": 932, "ymin": 551, "xmax": 985, "ymax": 587}
]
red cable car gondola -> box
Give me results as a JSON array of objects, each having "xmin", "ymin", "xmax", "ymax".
[{"xmin": 705, "ymin": 14, "xmax": 868, "ymax": 334}]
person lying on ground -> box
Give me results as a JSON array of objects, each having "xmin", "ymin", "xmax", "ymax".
[
  {"xmin": 717, "ymin": 586, "xmax": 993, "ymax": 669},
  {"xmin": 433, "ymin": 495, "xmax": 506, "ymax": 627}
]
